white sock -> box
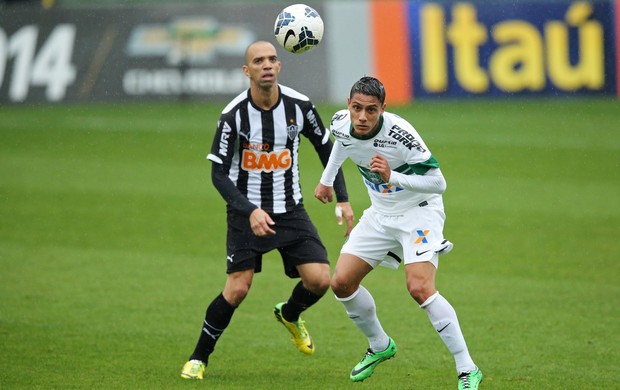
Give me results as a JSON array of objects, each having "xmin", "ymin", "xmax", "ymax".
[
  {"xmin": 336, "ymin": 285, "xmax": 390, "ymax": 352},
  {"xmin": 421, "ymin": 292, "xmax": 476, "ymax": 374}
]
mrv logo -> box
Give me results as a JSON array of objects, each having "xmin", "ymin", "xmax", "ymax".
[
  {"xmin": 417, "ymin": 1, "xmax": 608, "ymax": 94},
  {"xmin": 217, "ymin": 121, "xmax": 232, "ymax": 157}
]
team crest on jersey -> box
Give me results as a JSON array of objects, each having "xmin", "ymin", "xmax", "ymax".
[
  {"xmin": 358, "ymin": 166, "xmax": 383, "ymax": 184},
  {"xmin": 358, "ymin": 166, "xmax": 405, "ymax": 193},
  {"xmin": 287, "ymin": 120, "xmax": 301, "ymax": 140},
  {"xmin": 366, "ymin": 171, "xmax": 383, "ymax": 184}
]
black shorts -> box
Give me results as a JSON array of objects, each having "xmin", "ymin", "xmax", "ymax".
[{"xmin": 225, "ymin": 204, "xmax": 329, "ymax": 278}]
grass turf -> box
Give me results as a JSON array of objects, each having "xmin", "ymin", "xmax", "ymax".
[{"xmin": 1, "ymin": 99, "xmax": 619, "ymax": 389}]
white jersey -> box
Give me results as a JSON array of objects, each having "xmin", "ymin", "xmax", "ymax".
[{"xmin": 321, "ymin": 110, "xmax": 444, "ymax": 215}]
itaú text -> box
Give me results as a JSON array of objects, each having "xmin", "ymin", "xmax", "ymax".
[{"xmin": 420, "ymin": 1, "xmax": 605, "ymax": 93}]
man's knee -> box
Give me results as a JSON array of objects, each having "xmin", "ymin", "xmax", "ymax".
[
  {"xmin": 406, "ymin": 262, "xmax": 437, "ymax": 304},
  {"xmin": 304, "ymin": 271, "xmax": 330, "ymax": 295},
  {"xmin": 223, "ymin": 272, "xmax": 253, "ymax": 306},
  {"xmin": 407, "ymin": 280, "xmax": 435, "ymax": 305},
  {"xmin": 330, "ymin": 273, "xmax": 358, "ymax": 298},
  {"xmin": 298, "ymin": 263, "xmax": 330, "ymax": 295}
]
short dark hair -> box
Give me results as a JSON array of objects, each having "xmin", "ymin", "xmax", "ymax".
[{"xmin": 349, "ymin": 76, "xmax": 386, "ymax": 104}]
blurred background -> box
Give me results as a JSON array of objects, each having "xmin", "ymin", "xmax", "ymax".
[{"xmin": 1, "ymin": 0, "xmax": 617, "ymax": 105}]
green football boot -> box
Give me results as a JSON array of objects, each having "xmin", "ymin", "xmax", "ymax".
[
  {"xmin": 458, "ymin": 367, "xmax": 483, "ymax": 389},
  {"xmin": 349, "ymin": 338, "xmax": 397, "ymax": 382}
]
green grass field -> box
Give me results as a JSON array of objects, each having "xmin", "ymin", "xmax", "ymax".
[{"xmin": 1, "ymin": 99, "xmax": 619, "ymax": 389}]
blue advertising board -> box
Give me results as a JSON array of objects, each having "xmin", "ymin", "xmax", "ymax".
[{"xmin": 408, "ymin": 1, "xmax": 617, "ymax": 97}]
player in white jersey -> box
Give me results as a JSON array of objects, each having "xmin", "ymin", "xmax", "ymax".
[{"xmin": 315, "ymin": 77, "xmax": 482, "ymax": 389}]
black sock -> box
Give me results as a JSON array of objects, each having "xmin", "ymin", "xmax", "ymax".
[
  {"xmin": 282, "ymin": 281, "xmax": 323, "ymax": 322},
  {"xmin": 189, "ymin": 292, "xmax": 236, "ymax": 364}
]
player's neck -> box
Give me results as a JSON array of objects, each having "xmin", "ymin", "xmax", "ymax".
[{"xmin": 250, "ymin": 84, "xmax": 279, "ymax": 110}]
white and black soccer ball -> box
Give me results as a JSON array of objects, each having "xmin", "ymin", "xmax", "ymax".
[{"xmin": 274, "ymin": 4, "xmax": 324, "ymax": 54}]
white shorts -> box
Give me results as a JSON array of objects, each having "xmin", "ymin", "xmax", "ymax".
[{"xmin": 341, "ymin": 199, "xmax": 453, "ymax": 270}]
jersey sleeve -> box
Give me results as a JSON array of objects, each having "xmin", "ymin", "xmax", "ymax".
[
  {"xmin": 206, "ymin": 111, "xmax": 258, "ymax": 216},
  {"xmin": 299, "ymin": 102, "xmax": 349, "ymax": 202},
  {"xmin": 211, "ymin": 162, "xmax": 257, "ymax": 216},
  {"xmin": 206, "ymin": 112, "xmax": 237, "ymax": 169},
  {"xmin": 392, "ymin": 119, "xmax": 439, "ymax": 175},
  {"xmin": 319, "ymin": 141, "xmax": 348, "ymax": 186},
  {"xmin": 320, "ymin": 109, "xmax": 351, "ymax": 186},
  {"xmin": 389, "ymin": 168, "xmax": 446, "ymax": 194},
  {"xmin": 300, "ymin": 101, "xmax": 330, "ymax": 146},
  {"xmin": 386, "ymin": 115, "xmax": 445, "ymax": 192}
]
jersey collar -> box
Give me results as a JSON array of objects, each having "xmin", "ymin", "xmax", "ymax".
[{"xmin": 248, "ymin": 85, "xmax": 282, "ymax": 112}]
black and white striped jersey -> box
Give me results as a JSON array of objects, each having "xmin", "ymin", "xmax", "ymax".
[{"xmin": 207, "ymin": 84, "xmax": 343, "ymax": 215}]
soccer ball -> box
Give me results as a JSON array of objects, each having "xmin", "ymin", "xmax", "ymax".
[{"xmin": 274, "ymin": 4, "xmax": 324, "ymax": 54}]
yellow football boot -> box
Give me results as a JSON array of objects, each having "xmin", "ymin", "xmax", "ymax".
[
  {"xmin": 180, "ymin": 359, "xmax": 206, "ymax": 379},
  {"xmin": 274, "ymin": 302, "xmax": 314, "ymax": 355}
]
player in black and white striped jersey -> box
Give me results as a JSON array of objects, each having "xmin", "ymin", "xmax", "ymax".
[
  {"xmin": 181, "ymin": 41, "xmax": 354, "ymax": 380},
  {"xmin": 208, "ymin": 79, "xmax": 335, "ymax": 216}
]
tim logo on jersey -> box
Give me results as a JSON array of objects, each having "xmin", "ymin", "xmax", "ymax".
[{"xmin": 242, "ymin": 149, "xmax": 292, "ymax": 172}]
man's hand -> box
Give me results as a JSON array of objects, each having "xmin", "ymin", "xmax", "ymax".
[
  {"xmin": 336, "ymin": 202, "xmax": 355, "ymax": 237},
  {"xmin": 249, "ymin": 208, "xmax": 276, "ymax": 236},
  {"xmin": 314, "ymin": 183, "xmax": 334, "ymax": 204},
  {"xmin": 315, "ymin": 183, "xmax": 355, "ymax": 237},
  {"xmin": 370, "ymin": 154, "xmax": 391, "ymax": 183}
]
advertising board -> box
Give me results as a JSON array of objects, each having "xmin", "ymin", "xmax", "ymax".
[
  {"xmin": 1, "ymin": 1, "xmax": 618, "ymax": 104},
  {"xmin": 409, "ymin": 0, "xmax": 617, "ymax": 98},
  {"xmin": 0, "ymin": 4, "xmax": 328, "ymax": 103}
]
